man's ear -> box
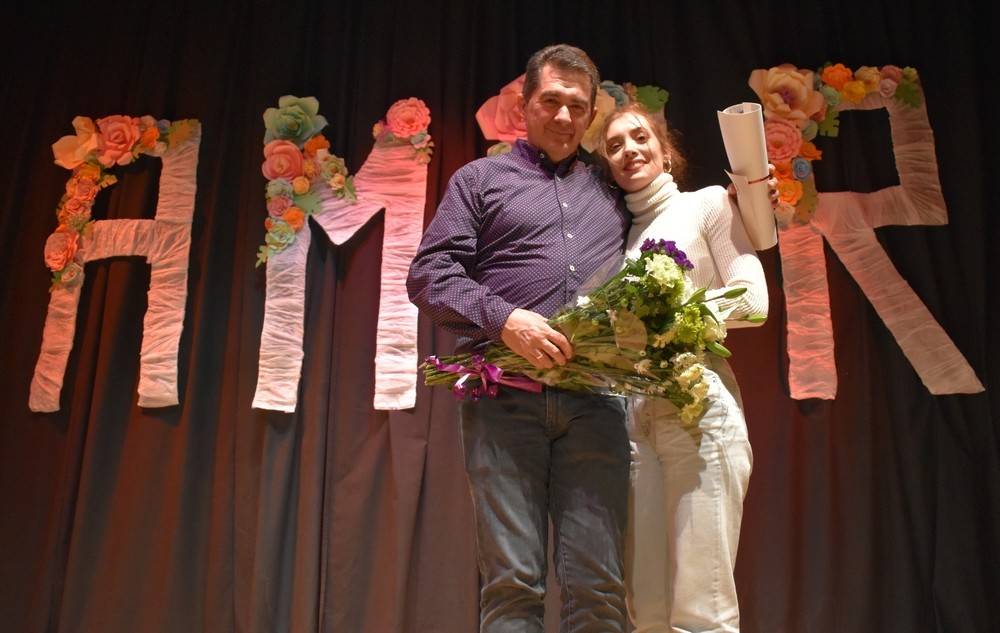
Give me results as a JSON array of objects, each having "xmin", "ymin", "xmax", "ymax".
[{"xmin": 517, "ymin": 92, "xmax": 526, "ymax": 115}]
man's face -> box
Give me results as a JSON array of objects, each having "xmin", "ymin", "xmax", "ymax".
[{"xmin": 519, "ymin": 64, "xmax": 596, "ymax": 163}]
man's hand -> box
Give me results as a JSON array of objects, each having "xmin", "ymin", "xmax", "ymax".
[{"xmin": 501, "ymin": 308, "xmax": 573, "ymax": 369}]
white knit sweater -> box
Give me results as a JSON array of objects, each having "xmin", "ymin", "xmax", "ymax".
[{"xmin": 624, "ymin": 173, "xmax": 768, "ymax": 325}]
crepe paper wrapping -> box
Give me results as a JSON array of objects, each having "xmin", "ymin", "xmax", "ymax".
[
  {"xmin": 779, "ymin": 90, "xmax": 983, "ymax": 399},
  {"xmin": 777, "ymin": 222, "xmax": 836, "ymax": 399},
  {"xmin": 30, "ymin": 122, "xmax": 200, "ymax": 412},
  {"xmin": 717, "ymin": 102, "xmax": 778, "ymax": 250},
  {"xmin": 253, "ymin": 142, "xmax": 428, "ymax": 412}
]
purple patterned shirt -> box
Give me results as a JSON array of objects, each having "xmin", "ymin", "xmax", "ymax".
[{"xmin": 407, "ymin": 140, "xmax": 629, "ymax": 352}]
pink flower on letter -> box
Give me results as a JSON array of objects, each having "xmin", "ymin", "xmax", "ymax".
[
  {"xmin": 266, "ymin": 195, "xmax": 292, "ymax": 218},
  {"xmin": 95, "ymin": 115, "xmax": 142, "ymax": 167},
  {"xmin": 44, "ymin": 228, "xmax": 79, "ymax": 272},
  {"xmin": 261, "ymin": 140, "xmax": 305, "ymax": 180},
  {"xmin": 476, "ymin": 74, "xmax": 528, "ymax": 143},
  {"xmin": 385, "ymin": 97, "xmax": 431, "ymax": 138},
  {"xmin": 764, "ymin": 118, "xmax": 804, "ymax": 163}
]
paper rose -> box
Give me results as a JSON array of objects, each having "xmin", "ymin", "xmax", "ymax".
[
  {"xmin": 261, "ymin": 140, "xmax": 305, "ymax": 181},
  {"xmin": 819, "ymin": 63, "xmax": 853, "ymax": 91},
  {"xmin": 95, "ymin": 115, "xmax": 142, "ymax": 167},
  {"xmin": 57, "ymin": 197, "xmax": 93, "ymax": 231},
  {"xmin": 386, "ymin": 97, "xmax": 431, "ymax": 138},
  {"xmin": 749, "ymin": 64, "xmax": 826, "ymax": 127},
  {"xmin": 58, "ymin": 261, "xmax": 84, "ymax": 288},
  {"xmin": 476, "ymin": 74, "xmax": 528, "ymax": 143},
  {"xmin": 281, "ymin": 207, "xmax": 306, "ymax": 230},
  {"xmin": 263, "ymin": 95, "xmax": 329, "ymax": 147},
  {"xmin": 65, "ymin": 176, "xmax": 98, "ymax": 202},
  {"xmin": 52, "ymin": 116, "xmax": 100, "ymax": 169},
  {"xmin": 44, "ymin": 228, "xmax": 79, "ymax": 272},
  {"xmin": 266, "ymin": 195, "xmax": 293, "ymax": 218},
  {"xmin": 764, "ymin": 118, "xmax": 804, "ymax": 163},
  {"xmin": 264, "ymin": 219, "xmax": 297, "ymax": 250}
]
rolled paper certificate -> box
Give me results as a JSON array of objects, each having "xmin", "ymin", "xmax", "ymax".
[{"xmin": 717, "ymin": 102, "xmax": 777, "ymax": 250}]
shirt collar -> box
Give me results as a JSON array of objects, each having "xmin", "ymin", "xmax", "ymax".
[{"xmin": 514, "ymin": 139, "xmax": 579, "ymax": 178}]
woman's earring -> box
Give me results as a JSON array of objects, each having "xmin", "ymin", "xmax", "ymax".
[{"xmin": 665, "ymin": 156, "xmax": 673, "ymax": 173}]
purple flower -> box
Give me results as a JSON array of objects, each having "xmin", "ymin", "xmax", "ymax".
[{"xmin": 640, "ymin": 238, "xmax": 693, "ymax": 270}]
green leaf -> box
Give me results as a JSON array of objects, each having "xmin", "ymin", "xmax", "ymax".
[
  {"xmin": 685, "ymin": 286, "xmax": 708, "ymax": 305},
  {"xmin": 893, "ymin": 81, "xmax": 922, "ymax": 108},
  {"xmin": 167, "ymin": 119, "xmax": 197, "ymax": 148},
  {"xmin": 706, "ymin": 340, "xmax": 732, "ymax": 357},
  {"xmin": 635, "ymin": 85, "xmax": 670, "ymax": 113},
  {"xmin": 343, "ymin": 176, "xmax": 358, "ymax": 202},
  {"xmin": 818, "ymin": 110, "xmax": 840, "ymax": 137},
  {"xmin": 255, "ymin": 245, "xmax": 271, "ymax": 268},
  {"xmin": 294, "ymin": 189, "xmax": 322, "ymax": 215}
]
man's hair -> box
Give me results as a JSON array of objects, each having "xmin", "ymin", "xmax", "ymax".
[{"xmin": 522, "ymin": 44, "xmax": 599, "ymax": 107}]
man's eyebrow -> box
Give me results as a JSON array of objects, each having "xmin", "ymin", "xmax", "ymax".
[{"xmin": 537, "ymin": 89, "xmax": 589, "ymax": 104}]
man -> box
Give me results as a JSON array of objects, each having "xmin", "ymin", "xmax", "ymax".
[{"xmin": 407, "ymin": 44, "xmax": 632, "ymax": 632}]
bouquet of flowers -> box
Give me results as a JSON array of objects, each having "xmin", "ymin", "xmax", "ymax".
[{"xmin": 421, "ymin": 238, "xmax": 763, "ymax": 423}]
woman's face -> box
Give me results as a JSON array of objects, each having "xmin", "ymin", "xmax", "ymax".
[{"xmin": 603, "ymin": 114, "xmax": 666, "ymax": 193}]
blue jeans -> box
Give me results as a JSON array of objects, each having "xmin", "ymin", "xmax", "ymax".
[{"xmin": 460, "ymin": 387, "xmax": 630, "ymax": 633}]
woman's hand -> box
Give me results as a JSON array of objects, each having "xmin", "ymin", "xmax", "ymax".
[{"xmin": 727, "ymin": 163, "xmax": 780, "ymax": 208}]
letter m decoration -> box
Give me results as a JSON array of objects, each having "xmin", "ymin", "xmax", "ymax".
[
  {"xmin": 252, "ymin": 97, "xmax": 432, "ymax": 412},
  {"xmin": 30, "ymin": 116, "xmax": 200, "ymax": 412}
]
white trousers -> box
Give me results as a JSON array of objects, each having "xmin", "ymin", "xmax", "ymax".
[{"xmin": 625, "ymin": 359, "xmax": 753, "ymax": 633}]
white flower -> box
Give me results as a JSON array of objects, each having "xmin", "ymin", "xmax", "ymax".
[
  {"xmin": 703, "ymin": 318, "xmax": 727, "ymax": 342},
  {"xmin": 679, "ymin": 402, "xmax": 704, "ymax": 424},
  {"xmin": 576, "ymin": 295, "xmax": 592, "ymax": 308},
  {"xmin": 646, "ymin": 253, "xmax": 684, "ymax": 288},
  {"xmin": 676, "ymin": 364, "xmax": 704, "ymax": 389},
  {"xmin": 652, "ymin": 329, "xmax": 676, "ymax": 348},
  {"xmin": 634, "ymin": 359, "xmax": 655, "ymax": 377}
]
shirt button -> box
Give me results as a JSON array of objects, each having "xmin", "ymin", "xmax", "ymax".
[
  {"xmin": 566, "ymin": 233, "xmax": 574, "ymax": 239},
  {"xmin": 569, "ymin": 265, "xmax": 576, "ymax": 272},
  {"xmin": 562, "ymin": 202, "xmax": 568, "ymax": 208}
]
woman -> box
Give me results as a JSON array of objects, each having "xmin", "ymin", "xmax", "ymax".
[{"xmin": 595, "ymin": 103, "xmax": 769, "ymax": 633}]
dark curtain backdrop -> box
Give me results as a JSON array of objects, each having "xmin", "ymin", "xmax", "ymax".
[{"xmin": 1, "ymin": 1, "xmax": 997, "ymax": 632}]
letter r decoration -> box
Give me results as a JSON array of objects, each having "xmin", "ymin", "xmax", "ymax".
[
  {"xmin": 30, "ymin": 119, "xmax": 201, "ymax": 412},
  {"xmin": 776, "ymin": 90, "xmax": 983, "ymax": 399}
]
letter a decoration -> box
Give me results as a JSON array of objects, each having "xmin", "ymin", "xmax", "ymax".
[
  {"xmin": 749, "ymin": 63, "xmax": 983, "ymax": 399},
  {"xmin": 253, "ymin": 96, "xmax": 433, "ymax": 411},
  {"xmin": 31, "ymin": 116, "xmax": 201, "ymax": 412}
]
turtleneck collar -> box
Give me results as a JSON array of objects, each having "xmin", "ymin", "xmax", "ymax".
[
  {"xmin": 623, "ymin": 172, "xmax": 679, "ymax": 219},
  {"xmin": 514, "ymin": 139, "xmax": 579, "ymax": 177}
]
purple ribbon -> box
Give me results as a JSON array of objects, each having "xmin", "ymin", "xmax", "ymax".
[{"xmin": 425, "ymin": 355, "xmax": 543, "ymax": 401}]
